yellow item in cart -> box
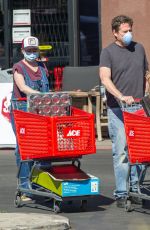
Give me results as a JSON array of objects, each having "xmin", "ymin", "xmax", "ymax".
[{"xmin": 31, "ymin": 164, "xmax": 100, "ymax": 197}]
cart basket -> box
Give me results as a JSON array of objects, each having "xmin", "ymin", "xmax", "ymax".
[
  {"xmin": 13, "ymin": 107, "xmax": 96, "ymax": 160},
  {"xmin": 123, "ymin": 108, "xmax": 150, "ymax": 164}
]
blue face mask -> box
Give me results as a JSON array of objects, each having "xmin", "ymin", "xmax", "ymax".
[
  {"xmin": 122, "ymin": 31, "xmax": 133, "ymax": 46},
  {"xmin": 23, "ymin": 51, "xmax": 39, "ymax": 62}
]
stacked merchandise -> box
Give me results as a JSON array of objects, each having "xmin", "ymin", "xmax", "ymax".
[{"xmin": 27, "ymin": 92, "xmax": 71, "ymax": 116}]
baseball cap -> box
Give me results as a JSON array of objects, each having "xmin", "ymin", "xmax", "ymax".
[{"xmin": 22, "ymin": 36, "xmax": 39, "ymax": 49}]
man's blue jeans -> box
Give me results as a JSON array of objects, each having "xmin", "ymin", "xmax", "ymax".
[{"xmin": 108, "ymin": 105, "xmax": 142, "ymax": 199}]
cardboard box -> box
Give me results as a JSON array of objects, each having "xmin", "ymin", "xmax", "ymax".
[{"xmin": 31, "ymin": 164, "xmax": 100, "ymax": 197}]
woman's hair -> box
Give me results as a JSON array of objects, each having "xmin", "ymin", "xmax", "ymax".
[{"xmin": 111, "ymin": 15, "xmax": 133, "ymax": 32}]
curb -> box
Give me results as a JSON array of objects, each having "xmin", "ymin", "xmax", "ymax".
[
  {"xmin": 96, "ymin": 145, "xmax": 112, "ymax": 150},
  {"xmin": 0, "ymin": 213, "xmax": 70, "ymax": 230},
  {"xmin": 96, "ymin": 139, "xmax": 112, "ymax": 150}
]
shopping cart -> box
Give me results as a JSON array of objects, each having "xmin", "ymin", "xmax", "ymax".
[
  {"xmin": 121, "ymin": 100, "xmax": 150, "ymax": 212},
  {"xmin": 12, "ymin": 98, "xmax": 98, "ymax": 213}
]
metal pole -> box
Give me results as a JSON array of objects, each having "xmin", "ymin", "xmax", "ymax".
[
  {"xmin": 3, "ymin": 0, "xmax": 10, "ymax": 68},
  {"xmin": 98, "ymin": 0, "xmax": 102, "ymax": 53},
  {"xmin": 98, "ymin": 0, "xmax": 102, "ymax": 87},
  {"xmin": 68, "ymin": 0, "xmax": 79, "ymax": 66}
]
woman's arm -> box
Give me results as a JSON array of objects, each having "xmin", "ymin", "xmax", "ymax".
[{"xmin": 14, "ymin": 71, "xmax": 40, "ymax": 95}]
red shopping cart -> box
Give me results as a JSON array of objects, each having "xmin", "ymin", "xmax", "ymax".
[
  {"xmin": 121, "ymin": 100, "xmax": 150, "ymax": 211},
  {"xmin": 12, "ymin": 98, "xmax": 98, "ymax": 213}
]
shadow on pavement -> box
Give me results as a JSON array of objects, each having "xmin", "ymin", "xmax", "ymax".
[
  {"xmin": 133, "ymin": 201, "xmax": 150, "ymax": 215},
  {"xmin": 18, "ymin": 194, "xmax": 114, "ymax": 213}
]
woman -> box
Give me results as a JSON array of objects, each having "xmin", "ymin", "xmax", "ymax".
[{"xmin": 11, "ymin": 36, "xmax": 49, "ymax": 201}]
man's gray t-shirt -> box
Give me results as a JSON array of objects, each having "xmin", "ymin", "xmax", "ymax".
[{"xmin": 99, "ymin": 42, "xmax": 148, "ymax": 108}]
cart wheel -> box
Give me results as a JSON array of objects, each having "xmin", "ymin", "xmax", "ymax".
[
  {"xmin": 80, "ymin": 200, "xmax": 87, "ymax": 212},
  {"xmin": 54, "ymin": 201, "xmax": 61, "ymax": 213},
  {"xmin": 14, "ymin": 192, "xmax": 21, "ymax": 208},
  {"xmin": 142, "ymin": 199, "xmax": 146, "ymax": 207},
  {"xmin": 54, "ymin": 204, "xmax": 61, "ymax": 213},
  {"xmin": 125, "ymin": 199, "xmax": 133, "ymax": 212}
]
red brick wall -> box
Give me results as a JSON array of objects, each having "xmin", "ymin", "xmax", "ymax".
[{"xmin": 100, "ymin": 0, "xmax": 150, "ymax": 63}]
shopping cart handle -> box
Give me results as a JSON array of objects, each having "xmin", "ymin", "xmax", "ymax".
[
  {"xmin": 13, "ymin": 97, "xmax": 27, "ymax": 101},
  {"xmin": 134, "ymin": 98, "xmax": 141, "ymax": 103}
]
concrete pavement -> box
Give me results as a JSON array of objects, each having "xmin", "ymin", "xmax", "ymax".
[
  {"xmin": 96, "ymin": 138, "xmax": 112, "ymax": 150},
  {"xmin": 0, "ymin": 138, "xmax": 111, "ymax": 230},
  {"xmin": 1, "ymin": 143, "xmax": 150, "ymax": 230},
  {"xmin": 0, "ymin": 213, "xmax": 70, "ymax": 230}
]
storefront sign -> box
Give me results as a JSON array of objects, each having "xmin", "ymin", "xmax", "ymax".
[
  {"xmin": 12, "ymin": 27, "xmax": 31, "ymax": 43},
  {"xmin": 13, "ymin": 9, "xmax": 31, "ymax": 26},
  {"xmin": 0, "ymin": 83, "xmax": 16, "ymax": 147}
]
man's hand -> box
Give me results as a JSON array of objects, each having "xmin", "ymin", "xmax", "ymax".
[
  {"xmin": 145, "ymin": 71, "xmax": 150, "ymax": 94},
  {"xmin": 119, "ymin": 95, "xmax": 134, "ymax": 105}
]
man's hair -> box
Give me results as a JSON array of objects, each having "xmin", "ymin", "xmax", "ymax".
[{"xmin": 111, "ymin": 15, "xmax": 133, "ymax": 32}]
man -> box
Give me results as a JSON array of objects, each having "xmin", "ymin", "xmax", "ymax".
[{"xmin": 99, "ymin": 15, "xmax": 149, "ymax": 208}]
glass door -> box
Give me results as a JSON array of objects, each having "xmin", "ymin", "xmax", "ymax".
[
  {"xmin": 10, "ymin": 0, "xmax": 69, "ymax": 90},
  {"xmin": 0, "ymin": 1, "xmax": 6, "ymax": 69},
  {"xmin": 11, "ymin": 0, "xmax": 69, "ymax": 67},
  {"xmin": 78, "ymin": 0, "xmax": 99, "ymax": 66}
]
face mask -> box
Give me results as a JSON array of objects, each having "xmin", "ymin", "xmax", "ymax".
[
  {"xmin": 122, "ymin": 31, "xmax": 133, "ymax": 46},
  {"xmin": 23, "ymin": 51, "xmax": 39, "ymax": 62}
]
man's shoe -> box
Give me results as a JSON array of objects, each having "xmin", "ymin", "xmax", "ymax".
[
  {"xmin": 130, "ymin": 197, "xmax": 142, "ymax": 205},
  {"xmin": 116, "ymin": 198, "xmax": 126, "ymax": 208}
]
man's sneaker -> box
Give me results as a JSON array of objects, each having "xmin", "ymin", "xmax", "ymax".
[
  {"xmin": 21, "ymin": 194, "xmax": 32, "ymax": 202},
  {"xmin": 130, "ymin": 197, "xmax": 142, "ymax": 205},
  {"xmin": 116, "ymin": 197, "xmax": 126, "ymax": 208}
]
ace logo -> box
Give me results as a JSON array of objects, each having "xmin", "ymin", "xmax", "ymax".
[
  {"xmin": 67, "ymin": 129, "xmax": 80, "ymax": 136},
  {"xmin": 64, "ymin": 127, "xmax": 82, "ymax": 138},
  {"xmin": 19, "ymin": 127, "xmax": 26, "ymax": 135},
  {"xmin": 128, "ymin": 128, "xmax": 135, "ymax": 137}
]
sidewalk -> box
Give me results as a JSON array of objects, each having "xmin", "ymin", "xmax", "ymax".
[
  {"xmin": 96, "ymin": 138, "xmax": 112, "ymax": 150},
  {"xmin": 0, "ymin": 139, "xmax": 111, "ymax": 230}
]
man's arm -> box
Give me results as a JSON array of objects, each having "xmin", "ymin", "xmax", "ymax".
[
  {"xmin": 145, "ymin": 71, "xmax": 150, "ymax": 94},
  {"xmin": 99, "ymin": 66, "xmax": 134, "ymax": 103},
  {"xmin": 99, "ymin": 67, "xmax": 124, "ymax": 100}
]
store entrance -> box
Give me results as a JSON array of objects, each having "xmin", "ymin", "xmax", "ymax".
[
  {"xmin": 1, "ymin": 0, "xmax": 100, "ymax": 90},
  {"xmin": 0, "ymin": 1, "xmax": 8, "ymax": 69},
  {"xmin": 9, "ymin": 0, "xmax": 69, "ymax": 90}
]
